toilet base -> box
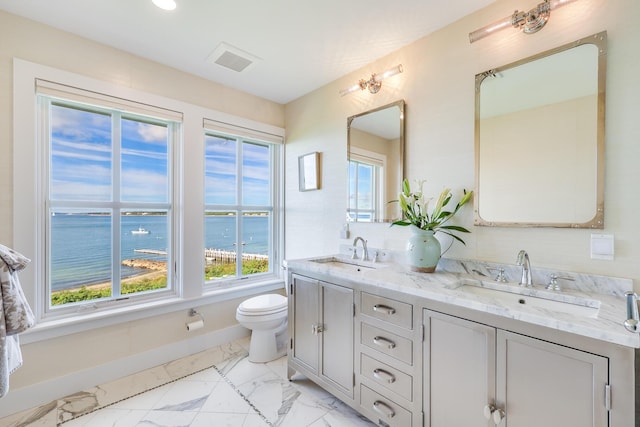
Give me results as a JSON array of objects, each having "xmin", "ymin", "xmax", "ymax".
[{"xmin": 248, "ymin": 320, "xmax": 288, "ymax": 363}]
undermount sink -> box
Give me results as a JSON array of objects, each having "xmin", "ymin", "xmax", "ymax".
[
  {"xmin": 310, "ymin": 256, "xmax": 385, "ymax": 272},
  {"xmin": 454, "ymin": 279, "xmax": 601, "ymax": 318}
]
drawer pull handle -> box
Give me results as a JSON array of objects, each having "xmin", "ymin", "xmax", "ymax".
[
  {"xmin": 373, "ymin": 336, "xmax": 396, "ymax": 349},
  {"xmin": 373, "ymin": 400, "xmax": 395, "ymax": 419},
  {"xmin": 373, "ymin": 304, "xmax": 396, "ymax": 315},
  {"xmin": 373, "ymin": 368, "xmax": 396, "ymax": 384}
]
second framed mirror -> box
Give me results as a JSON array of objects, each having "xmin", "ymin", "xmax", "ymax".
[{"xmin": 347, "ymin": 100, "xmax": 405, "ymax": 223}]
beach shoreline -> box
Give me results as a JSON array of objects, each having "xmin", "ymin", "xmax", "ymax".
[{"xmin": 52, "ymin": 260, "xmax": 167, "ymax": 294}]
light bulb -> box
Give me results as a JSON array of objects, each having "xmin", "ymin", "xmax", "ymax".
[{"xmin": 152, "ymin": 0, "xmax": 176, "ymax": 11}]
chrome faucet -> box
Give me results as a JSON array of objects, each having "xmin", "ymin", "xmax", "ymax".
[
  {"xmin": 516, "ymin": 250, "xmax": 532, "ymax": 287},
  {"xmin": 352, "ymin": 237, "xmax": 369, "ymax": 261}
]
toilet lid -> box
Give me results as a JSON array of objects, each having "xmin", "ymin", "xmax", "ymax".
[{"xmin": 239, "ymin": 294, "xmax": 287, "ymax": 314}]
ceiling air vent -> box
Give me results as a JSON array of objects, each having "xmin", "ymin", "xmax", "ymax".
[{"xmin": 206, "ymin": 42, "xmax": 261, "ymax": 72}]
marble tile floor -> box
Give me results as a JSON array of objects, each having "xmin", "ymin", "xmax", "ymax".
[{"xmin": 55, "ymin": 337, "xmax": 374, "ymax": 427}]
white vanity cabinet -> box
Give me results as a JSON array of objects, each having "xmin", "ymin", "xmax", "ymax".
[
  {"xmin": 286, "ymin": 259, "xmax": 635, "ymax": 426},
  {"xmin": 423, "ymin": 309, "xmax": 610, "ymax": 427},
  {"xmin": 358, "ymin": 292, "xmax": 422, "ymax": 427},
  {"xmin": 287, "ymin": 273, "xmax": 355, "ymax": 399}
]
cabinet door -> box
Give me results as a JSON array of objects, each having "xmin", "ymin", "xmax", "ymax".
[
  {"xmin": 290, "ymin": 274, "xmax": 319, "ymax": 372},
  {"xmin": 424, "ymin": 310, "xmax": 496, "ymax": 427},
  {"xmin": 320, "ymin": 281, "xmax": 354, "ymax": 395},
  {"xmin": 496, "ymin": 330, "xmax": 609, "ymax": 427}
]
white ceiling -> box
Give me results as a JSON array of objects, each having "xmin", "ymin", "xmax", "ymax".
[{"xmin": 0, "ymin": 0, "xmax": 496, "ymax": 104}]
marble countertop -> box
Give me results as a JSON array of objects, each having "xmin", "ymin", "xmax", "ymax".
[{"xmin": 286, "ymin": 255, "xmax": 640, "ymax": 349}]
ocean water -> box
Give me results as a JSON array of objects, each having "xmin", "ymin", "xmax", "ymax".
[{"xmin": 50, "ymin": 214, "xmax": 269, "ymax": 291}]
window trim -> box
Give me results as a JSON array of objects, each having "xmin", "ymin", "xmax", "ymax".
[{"xmin": 13, "ymin": 58, "xmax": 285, "ymax": 342}]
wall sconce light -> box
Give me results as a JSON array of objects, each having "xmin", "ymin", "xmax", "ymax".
[
  {"xmin": 469, "ymin": 0, "xmax": 579, "ymax": 43},
  {"xmin": 340, "ymin": 64, "xmax": 403, "ymax": 97}
]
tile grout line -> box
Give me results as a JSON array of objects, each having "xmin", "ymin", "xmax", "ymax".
[
  {"xmin": 58, "ymin": 363, "xmax": 214, "ymax": 425},
  {"xmin": 57, "ymin": 350, "xmax": 260, "ymax": 426},
  {"xmin": 210, "ymin": 362, "xmax": 275, "ymax": 427}
]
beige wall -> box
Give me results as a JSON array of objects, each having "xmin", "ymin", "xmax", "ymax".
[
  {"xmin": 0, "ymin": 10, "xmax": 284, "ymax": 415},
  {"xmin": 479, "ymin": 96, "xmax": 597, "ymax": 223},
  {"xmin": 2, "ymin": 0, "xmax": 640, "ymax": 417},
  {"xmin": 285, "ymin": 0, "xmax": 640, "ymax": 286},
  {"xmin": 0, "ymin": 11, "xmax": 284, "ymax": 244}
]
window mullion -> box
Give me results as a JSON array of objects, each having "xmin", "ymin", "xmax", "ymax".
[
  {"xmin": 112, "ymin": 112, "xmax": 122, "ymax": 298},
  {"xmin": 41, "ymin": 96, "xmax": 52, "ymax": 314},
  {"xmin": 236, "ymin": 139, "xmax": 243, "ymax": 277}
]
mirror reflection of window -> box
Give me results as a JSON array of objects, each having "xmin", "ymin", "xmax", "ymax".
[{"xmin": 348, "ymin": 148, "xmax": 385, "ymax": 222}]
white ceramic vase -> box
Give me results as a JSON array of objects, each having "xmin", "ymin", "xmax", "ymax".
[{"xmin": 407, "ymin": 226, "xmax": 441, "ymax": 273}]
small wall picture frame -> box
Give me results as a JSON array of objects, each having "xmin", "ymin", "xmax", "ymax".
[{"xmin": 298, "ymin": 151, "xmax": 321, "ymax": 191}]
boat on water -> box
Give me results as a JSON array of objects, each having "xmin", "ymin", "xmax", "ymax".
[{"xmin": 131, "ymin": 226, "xmax": 150, "ymax": 235}]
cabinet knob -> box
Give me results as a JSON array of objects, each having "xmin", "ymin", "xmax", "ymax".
[
  {"xmin": 373, "ymin": 336, "xmax": 396, "ymax": 349},
  {"xmin": 373, "ymin": 304, "xmax": 396, "ymax": 315},
  {"xmin": 493, "ymin": 408, "xmax": 506, "ymax": 424},
  {"xmin": 483, "ymin": 404, "xmax": 495, "ymax": 420},
  {"xmin": 483, "ymin": 404, "xmax": 505, "ymax": 425},
  {"xmin": 372, "ymin": 400, "xmax": 395, "ymax": 419},
  {"xmin": 373, "ymin": 368, "xmax": 396, "ymax": 384}
]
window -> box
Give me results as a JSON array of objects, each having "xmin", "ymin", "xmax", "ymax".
[
  {"xmin": 38, "ymin": 89, "xmax": 179, "ymax": 312},
  {"xmin": 348, "ymin": 147, "xmax": 385, "ymax": 222},
  {"xmin": 204, "ymin": 130, "xmax": 279, "ymax": 285},
  {"xmin": 15, "ymin": 60, "xmax": 285, "ymax": 334}
]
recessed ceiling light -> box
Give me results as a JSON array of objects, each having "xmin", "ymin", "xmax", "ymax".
[{"xmin": 152, "ymin": 0, "xmax": 176, "ymax": 11}]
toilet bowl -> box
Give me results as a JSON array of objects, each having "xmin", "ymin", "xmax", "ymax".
[{"xmin": 236, "ymin": 294, "xmax": 288, "ymax": 363}]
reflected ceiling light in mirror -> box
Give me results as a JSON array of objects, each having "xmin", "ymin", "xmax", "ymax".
[
  {"xmin": 152, "ymin": 0, "xmax": 177, "ymax": 11},
  {"xmin": 340, "ymin": 64, "xmax": 403, "ymax": 97},
  {"xmin": 469, "ymin": 0, "xmax": 579, "ymax": 43}
]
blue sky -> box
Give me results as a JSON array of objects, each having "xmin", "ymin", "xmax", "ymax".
[
  {"xmin": 51, "ymin": 104, "xmax": 168, "ymax": 203},
  {"xmin": 205, "ymin": 134, "xmax": 270, "ymax": 206},
  {"xmin": 349, "ymin": 161, "xmax": 373, "ymax": 209},
  {"xmin": 51, "ymin": 103, "xmax": 271, "ymax": 207}
]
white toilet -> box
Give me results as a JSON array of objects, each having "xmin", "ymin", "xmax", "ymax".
[{"xmin": 236, "ymin": 293, "xmax": 288, "ymax": 363}]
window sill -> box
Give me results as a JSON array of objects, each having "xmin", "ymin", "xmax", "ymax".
[{"xmin": 21, "ymin": 279, "xmax": 285, "ymax": 345}]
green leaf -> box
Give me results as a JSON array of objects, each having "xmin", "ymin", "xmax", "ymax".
[
  {"xmin": 438, "ymin": 225, "xmax": 471, "ymax": 233},
  {"xmin": 402, "ymin": 179, "xmax": 411, "ymax": 196},
  {"xmin": 438, "ymin": 230, "xmax": 467, "ymax": 245}
]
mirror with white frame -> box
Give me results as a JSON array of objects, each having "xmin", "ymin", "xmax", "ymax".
[
  {"xmin": 347, "ymin": 100, "xmax": 405, "ymax": 222},
  {"xmin": 474, "ymin": 32, "xmax": 606, "ymax": 228}
]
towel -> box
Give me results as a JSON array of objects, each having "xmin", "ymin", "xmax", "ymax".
[{"xmin": 0, "ymin": 244, "xmax": 35, "ymax": 398}]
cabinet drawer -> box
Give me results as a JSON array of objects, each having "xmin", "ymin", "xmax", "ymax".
[
  {"xmin": 361, "ymin": 323, "xmax": 413, "ymax": 365},
  {"xmin": 360, "ymin": 384, "xmax": 412, "ymax": 427},
  {"xmin": 361, "ymin": 292, "xmax": 413, "ymax": 329},
  {"xmin": 361, "ymin": 353, "xmax": 413, "ymax": 401}
]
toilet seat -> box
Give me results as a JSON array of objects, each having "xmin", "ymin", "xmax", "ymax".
[{"xmin": 237, "ymin": 294, "xmax": 287, "ymax": 316}]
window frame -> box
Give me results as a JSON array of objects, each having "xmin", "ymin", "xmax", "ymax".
[
  {"xmin": 39, "ymin": 96, "xmax": 180, "ymax": 316},
  {"xmin": 13, "ymin": 59, "xmax": 285, "ymax": 342},
  {"xmin": 203, "ymin": 132, "xmax": 280, "ymax": 288},
  {"xmin": 348, "ymin": 147, "xmax": 386, "ymax": 222}
]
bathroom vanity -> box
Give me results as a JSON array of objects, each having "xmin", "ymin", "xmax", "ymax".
[{"xmin": 286, "ymin": 255, "xmax": 638, "ymax": 426}]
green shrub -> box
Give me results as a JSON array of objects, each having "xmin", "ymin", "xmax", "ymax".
[
  {"xmin": 205, "ymin": 259, "xmax": 269, "ymax": 279},
  {"xmin": 51, "ymin": 275, "xmax": 168, "ymax": 306},
  {"xmin": 51, "ymin": 259, "xmax": 269, "ymax": 305}
]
